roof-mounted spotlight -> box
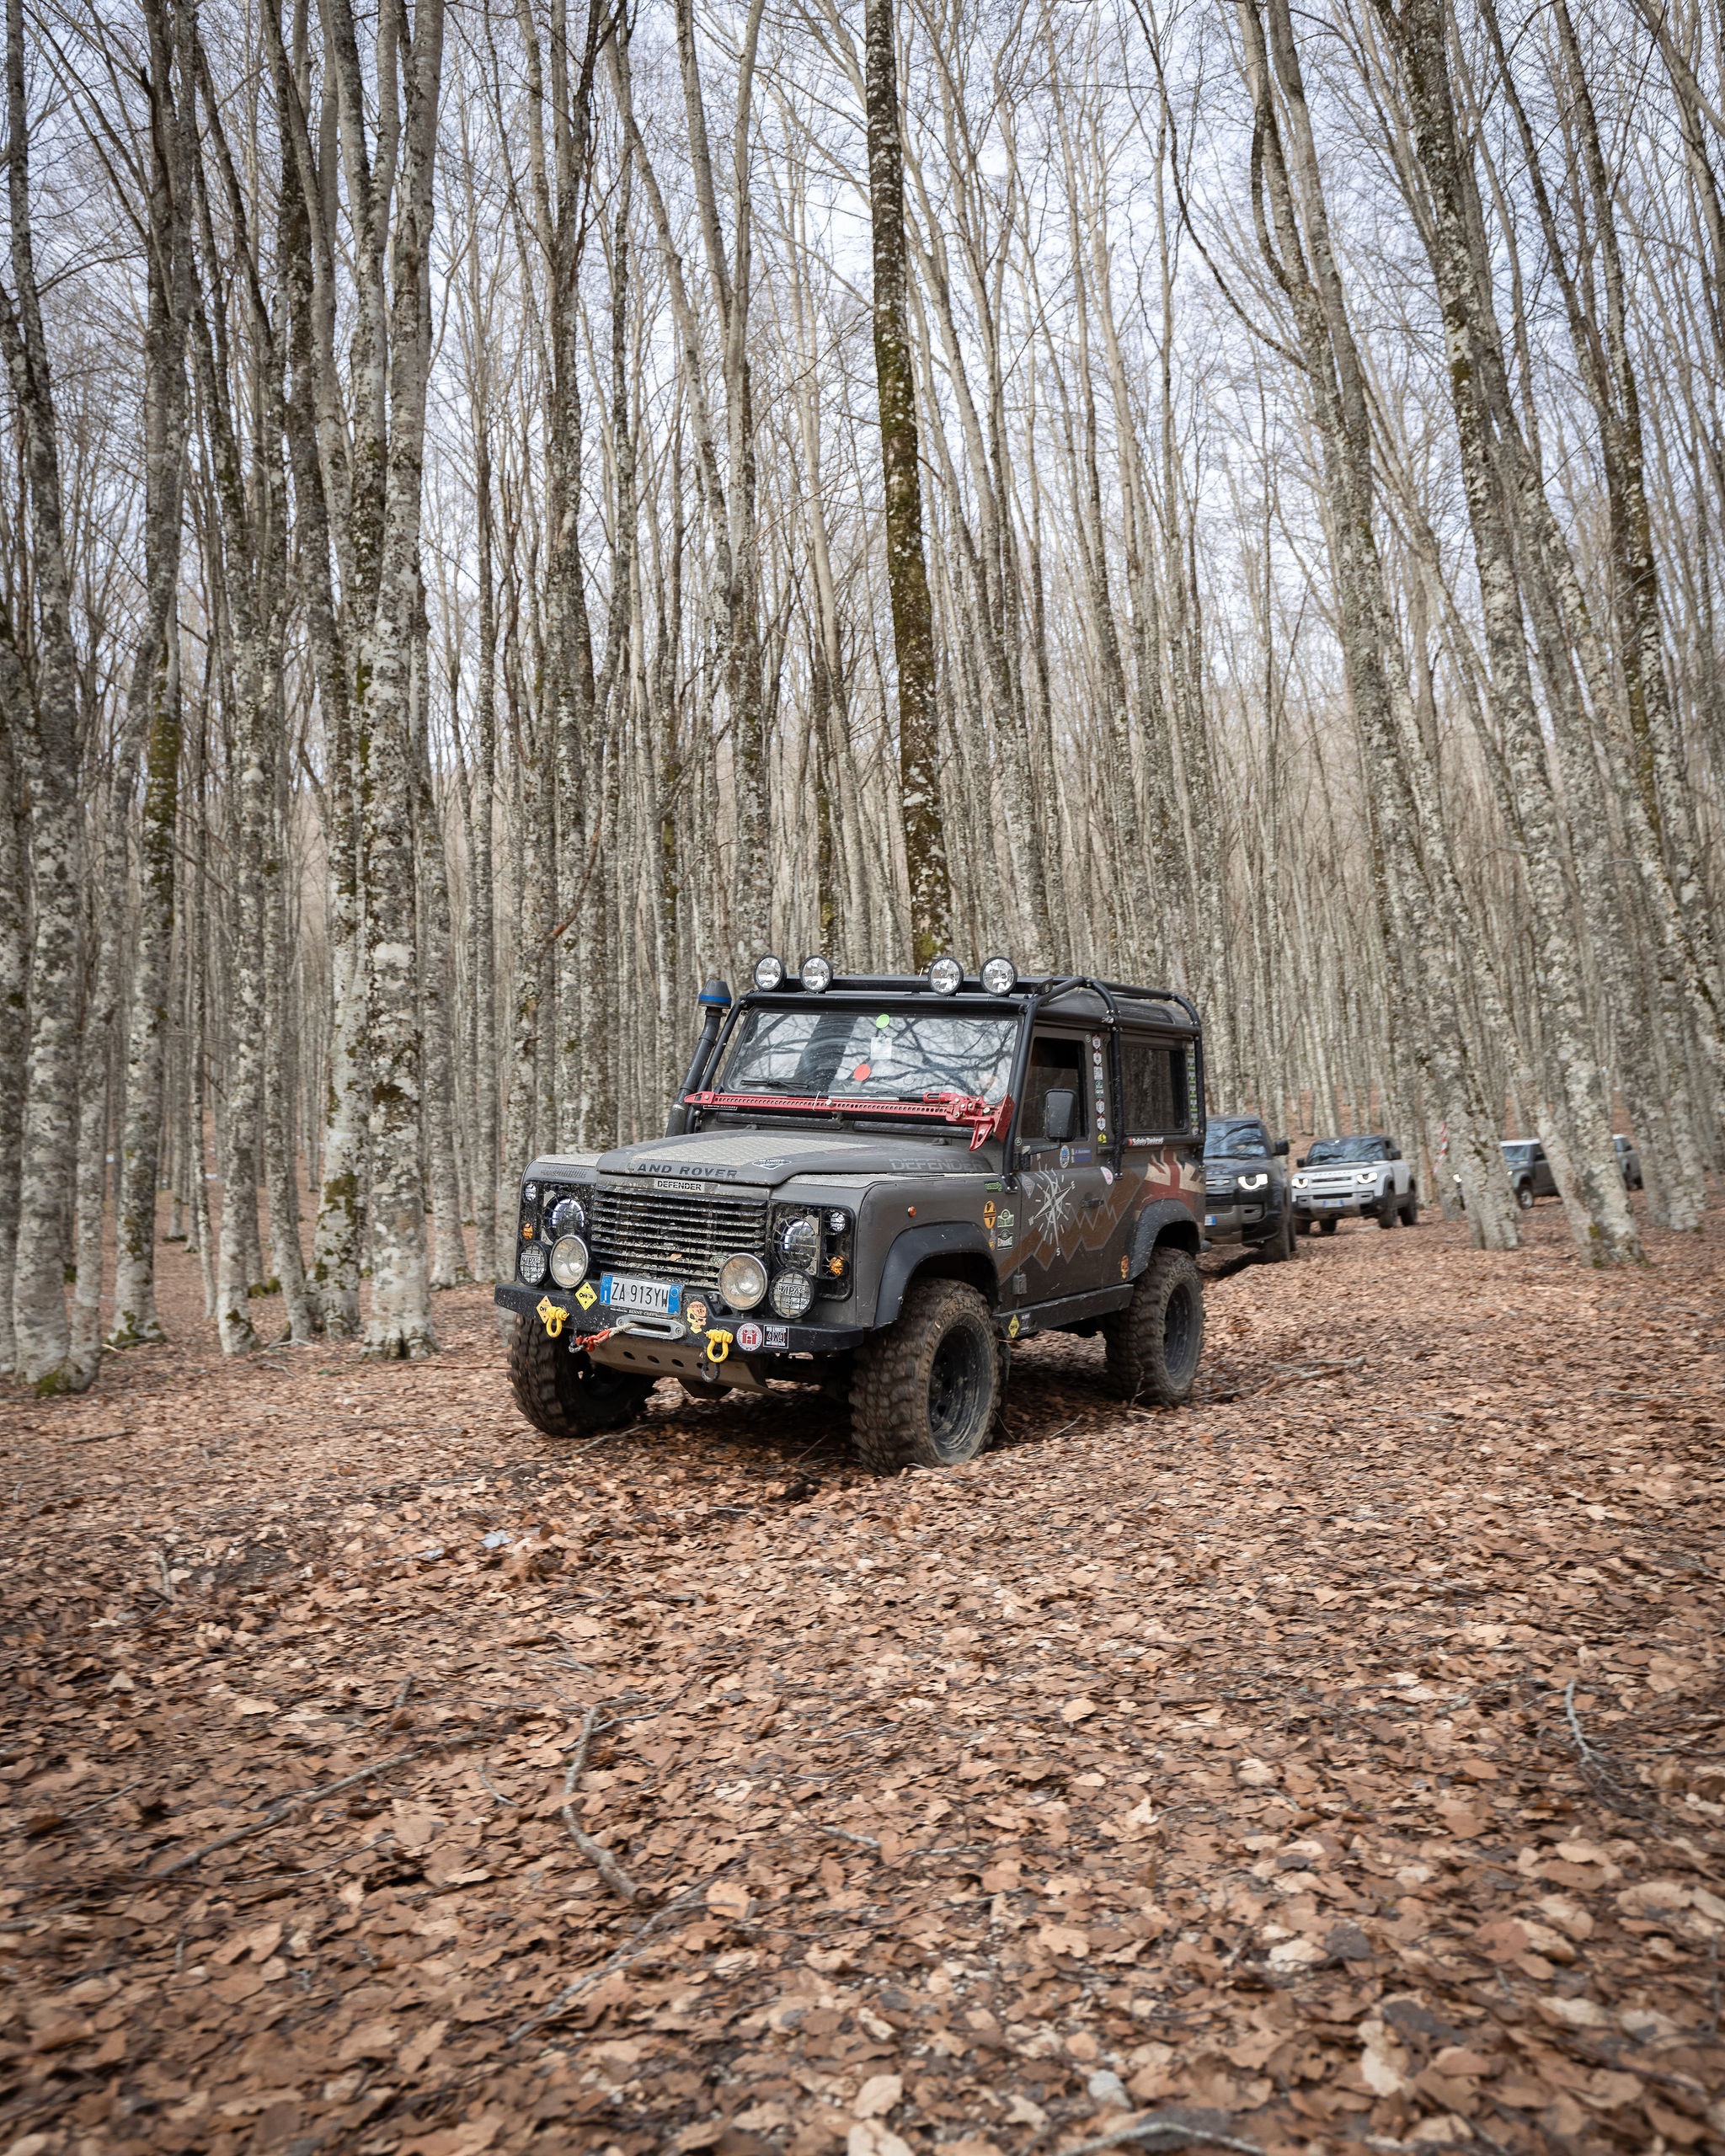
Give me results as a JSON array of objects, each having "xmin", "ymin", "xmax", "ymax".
[
  {"xmin": 752, "ymin": 953, "xmax": 787, "ymax": 991},
  {"xmin": 980, "ymin": 954, "xmax": 1018, "ymax": 995},
  {"xmin": 799, "ymin": 955, "xmax": 835, "ymax": 992},
  {"xmin": 927, "ymin": 955, "xmax": 964, "ymax": 995}
]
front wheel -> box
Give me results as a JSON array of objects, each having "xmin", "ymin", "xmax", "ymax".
[
  {"xmin": 1378, "ymin": 1188, "xmax": 1398, "ymax": 1229},
  {"xmin": 1400, "ymin": 1190, "xmax": 1418, "ymax": 1225},
  {"xmin": 508, "ymin": 1315, "xmax": 654, "ymax": 1439},
  {"xmin": 1319, "ymin": 1216, "xmax": 1338, "ymax": 1236},
  {"xmin": 1263, "ymin": 1206, "xmax": 1296, "ymax": 1262},
  {"xmin": 1516, "ymin": 1182, "xmax": 1535, "ymax": 1211},
  {"xmin": 852, "ymin": 1278, "xmax": 1000, "ymax": 1473},
  {"xmin": 1102, "ymin": 1246, "xmax": 1204, "ymax": 1405}
]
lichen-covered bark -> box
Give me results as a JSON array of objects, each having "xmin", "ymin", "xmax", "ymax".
[
  {"xmin": 0, "ymin": 629, "xmax": 29, "ymax": 1375},
  {"xmin": 865, "ymin": 0, "xmax": 950, "ymax": 965}
]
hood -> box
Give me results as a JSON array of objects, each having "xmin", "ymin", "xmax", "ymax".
[{"xmin": 596, "ymin": 1128, "xmax": 966, "ymax": 1186}]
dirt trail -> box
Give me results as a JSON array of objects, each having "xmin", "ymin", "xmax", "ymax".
[{"xmin": 3, "ymin": 1207, "xmax": 1723, "ymax": 2156}]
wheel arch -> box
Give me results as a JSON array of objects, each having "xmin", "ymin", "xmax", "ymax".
[
  {"xmin": 1126, "ymin": 1198, "xmax": 1201, "ymax": 1278},
  {"xmin": 872, "ymin": 1223, "xmax": 997, "ymax": 1328}
]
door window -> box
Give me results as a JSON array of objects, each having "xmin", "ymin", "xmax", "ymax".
[
  {"xmin": 1120, "ymin": 1036, "xmax": 1191, "ymax": 1134},
  {"xmin": 1022, "ymin": 1035, "xmax": 1088, "ymax": 1149}
]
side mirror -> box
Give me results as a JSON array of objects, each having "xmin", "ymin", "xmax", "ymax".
[
  {"xmin": 1295, "ymin": 1155, "xmax": 1307, "ymax": 1169},
  {"xmin": 1043, "ymin": 1090, "xmax": 1077, "ymax": 1143},
  {"xmin": 1388, "ymin": 1146, "xmax": 1402, "ymax": 1160},
  {"xmin": 1274, "ymin": 1139, "xmax": 1290, "ymax": 1156}
]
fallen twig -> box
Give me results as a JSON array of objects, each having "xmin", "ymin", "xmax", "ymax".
[
  {"xmin": 153, "ymin": 1549, "xmax": 177, "ymax": 1602},
  {"xmin": 151, "ymin": 1745, "xmax": 424, "ymax": 1877},
  {"xmin": 562, "ymin": 1705, "xmax": 644, "ymax": 1904},
  {"xmin": 63, "ymin": 1778, "xmax": 144, "ymax": 1823},
  {"xmin": 1055, "ymin": 2115, "xmax": 1263, "ymax": 2156},
  {"xmin": 506, "ymin": 1880, "xmax": 710, "ymax": 2045},
  {"xmin": 66, "ymin": 1429, "xmax": 132, "ymax": 1445},
  {"xmin": 1562, "ymin": 1675, "xmax": 1648, "ymax": 1815}
]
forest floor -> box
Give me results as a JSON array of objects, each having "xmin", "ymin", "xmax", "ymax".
[{"xmin": 3, "ymin": 1201, "xmax": 1724, "ymax": 2156}]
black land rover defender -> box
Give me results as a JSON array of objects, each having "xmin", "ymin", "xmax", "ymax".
[{"xmin": 495, "ymin": 957, "xmax": 1207, "ymax": 1472}]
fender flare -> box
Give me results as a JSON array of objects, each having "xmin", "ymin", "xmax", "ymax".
[
  {"xmin": 1126, "ymin": 1198, "xmax": 1202, "ymax": 1278},
  {"xmin": 872, "ymin": 1222, "xmax": 996, "ymax": 1328}
]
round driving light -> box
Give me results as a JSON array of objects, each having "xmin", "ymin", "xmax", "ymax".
[
  {"xmin": 980, "ymin": 954, "xmax": 1017, "ymax": 995},
  {"xmin": 771, "ymin": 1271, "xmax": 814, "ymax": 1319},
  {"xmin": 519, "ymin": 1242, "xmax": 548, "ymax": 1286},
  {"xmin": 753, "ymin": 953, "xmax": 786, "ymax": 990},
  {"xmin": 927, "ymin": 954, "xmax": 964, "ymax": 995},
  {"xmin": 777, "ymin": 1213, "xmax": 820, "ymax": 1270},
  {"xmin": 547, "ymin": 1193, "xmax": 586, "ymax": 1236},
  {"xmin": 799, "ymin": 954, "xmax": 835, "ymax": 992},
  {"xmin": 549, "ymin": 1235, "xmax": 590, "ymax": 1289},
  {"xmin": 718, "ymin": 1252, "xmax": 768, "ymax": 1309}
]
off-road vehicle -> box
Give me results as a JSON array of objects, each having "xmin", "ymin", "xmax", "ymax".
[
  {"xmin": 495, "ymin": 957, "xmax": 1207, "ymax": 1471},
  {"xmin": 1290, "ymin": 1134, "xmax": 1418, "ymax": 1233},
  {"xmin": 1203, "ymin": 1115, "xmax": 1295, "ymax": 1260},
  {"xmin": 1455, "ymin": 1137, "xmax": 1556, "ymax": 1211}
]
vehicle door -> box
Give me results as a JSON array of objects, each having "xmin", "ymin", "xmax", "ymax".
[
  {"xmin": 1013, "ymin": 1026, "xmax": 1114, "ymax": 1301},
  {"xmin": 1531, "ymin": 1144, "xmax": 1557, "ymax": 1198}
]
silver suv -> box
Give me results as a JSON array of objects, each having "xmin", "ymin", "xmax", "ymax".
[{"xmin": 1291, "ymin": 1134, "xmax": 1418, "ymax": 1234}]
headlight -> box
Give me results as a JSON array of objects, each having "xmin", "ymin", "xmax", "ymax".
[
  {"xmin": 718, "ymin": 1253, "xmax": 767, "ymax": 1308},
  {"xmin": 753, "ymin": 953, "xmax": 786, "ymax": 990},
  {"xmin": 776, "ymin": 1210, "xmax": 820, "ymax": 1271},
  {"xmin": 771, "ymin": 1272, "xmax": 814, "ymax": 1319},
  {"xmin": 549, "ymin": 1235, "xmax": 589, "ymax": 1289},
  {"xmin": 1237, "ymin": 1171, "xmax": 1268, "ymax": 1190},
  {"xmin": 519, "ymin": 1242, "xmax": 548, "ymax": 1285},
  {"xmin": 927, "ymin": 954, "xmax": 964, "ymax": 995},
  {"xmin": 799, "ymin": 955, "xmax": 834, "ymax": 992},
  {"xmin": 547, "ymin": 1193, "xmax": 586, "ymax": 1236},
  {"xmin": 1291, "ymin": 1174, "xmax": 1309, "ymax": 1190},
  {"xmin": 1354, "ymin": 1169, "xmax": 1378, "ymax": 1186},
  {"xmin": 980, "ymin": 954, "xmax": 1017, "ymax": 995}
]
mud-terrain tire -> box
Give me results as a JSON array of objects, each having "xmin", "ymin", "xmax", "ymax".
[
  {"xmin": 851, "ymin": 1278, "xmax": 999, "ymax": 1473},
  {"xmin": 1102, "ymin": 1246, "xmax": 1204, "ymax": 1405},
  {"xmin": 1377, "ymin": 1185, "xmax": 1398, "ymax": 1228},
  {"xmin": 508, "ymin": 1317, "xmax": 653, "ymax": 1439},
  {"xmin": 1318, "ymin": 1216, "xmax": 1338, "ymax": 1235}
]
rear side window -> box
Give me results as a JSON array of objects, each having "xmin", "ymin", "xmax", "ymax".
[{"xmin": 1120, "ymin": 1036, "xmax": 1191, "ymax": 1135}]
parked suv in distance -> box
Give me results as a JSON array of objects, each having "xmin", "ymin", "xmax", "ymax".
[
  {"xmin": 496, "ymin": 957, "xmax": 1209, "ymax": 1473},
  {"xmin": 1203, "ymin": 1117, "xmax": 1295, "ymax": 1260},
  {"xmin": 1456, "ymin": 1138, "xmax": 1557, "ymax": 1212},
  {"xmin": 1614, "ymin": 1134, "xmax": 1643, "ymax": 1191},
  {"xmin": 1291, "ymin": 1134, "xmax": 1418, "ymax": 1232}
]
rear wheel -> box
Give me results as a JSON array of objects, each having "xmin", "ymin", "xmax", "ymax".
[
  {"xmin": 852, "ymin": 1278, "xmax": 1000, "ymax": 1473},
  {"xmin": 1103, "ymin": 1246, "xmax": 1204, "ymax": 1405},
  {"xmin": 1318, "ymin": 1216, "xmax": 1338, "ymax": 1236},
  {"xmin": 508, "ymin": 1315, "xmax": 653, "ymax": 1439}
]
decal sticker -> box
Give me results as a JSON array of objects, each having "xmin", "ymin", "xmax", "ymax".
[
  {"xmin": 983, "ymin": 1199, "xmax": 996, "ymax": 1230},
  {"xmin": 1120, "ymin": 1254, "xmax": 1130, "ymax": 1278},
  {"xmin": 1100, "ymin": 1166, "xmax": 1114, "ymax": 1185},
  {"xmin": 852, "ymin": 1063, "xmax": 872, "ymax": 1081},
  {"xmin": 1007, "ymin": 1315, "xmax": 1021, "ymax": 1339},
  {"xmin": 735, "ymin": 1321, "xmax": 764, "ymax": 1353},
  {"xmin": 996, "ymin": 1207, "xmax": 1015, "ymax": 1237},
  {"xmin": 1059, "ymin": 1144, "xmax": 1071, "ymax": 1169},
  {"xmin": 1090, "ymin": 1034, "xmax": 1102, "ymax": 1048},
  {"xmin": 874, "ymin": 1014, "xmax": 892, "ymax": 1029},
  {"xmin": 521, "ymin": 1221, "xmax": 534, "ymax": 1239},
  {"xmin": 705, "ymin": 1328, "xmax": 734, "ymax": 1364},
  {"xmin": 575, "ymin": 1282, "xmax": 598, "ymax": 1310},
  {"xmin": 536, "ymin": 1295, "xmax": 567, "ymax": 1339},
  {"xmin": 1028, "ymin": 1173, "xmax": 1076, "ymax": 1245},
  {"xmin": 985, "ymin": 1180, "xmax": 1003, "ymax": 1192},
  {"xmin": 1073, "ymin": 1145, "xmax": 1092, "ymax": 1164},
  {"xmin": 685, "ymin": 1298, "xmax": 708, "ymax": 1331},
  {"xmin": 762, "ymin": 1325, "xmax": 789, "ymax": 1350}
]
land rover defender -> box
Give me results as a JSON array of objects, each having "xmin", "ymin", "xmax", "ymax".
[{"xmin": 495, "ymin": 958, "xmax": 1207, "ymax": 1472}]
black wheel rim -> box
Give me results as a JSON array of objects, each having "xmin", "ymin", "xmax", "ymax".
[
  {"xmin": 927, "ymin": 1320, "xmax": 991, "ymax": 1461},
  {"xmin": 1162, "ymin": 1278, "xmax": 1200, "ymax": 1382}
]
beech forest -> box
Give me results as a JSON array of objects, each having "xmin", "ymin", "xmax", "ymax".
[{"xmin": 3, "ymin": 0, "xmax": 1724, "ymax": 1392}]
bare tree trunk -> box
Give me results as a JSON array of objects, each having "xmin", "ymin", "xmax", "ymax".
[
  {"xmin": 0, "ymin": 666, "xmax": 25, "ymax": 1373},
  {"xmin": 866, "ymin": 0, "xmax": 950, "ymax": 965}
]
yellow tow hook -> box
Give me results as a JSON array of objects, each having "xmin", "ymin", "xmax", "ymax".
[
  {"xmin": 536, "ymin": 1294, "xmax": 567, "ymax": 1340},
  {"xmin": 705, "ymin": 1327, "xmax": 734, "ymax": 1364}
]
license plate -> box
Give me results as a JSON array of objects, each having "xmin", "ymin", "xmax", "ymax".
[
  {"xmin": 600, "ymin": 1274, "xmax": 681, "ymax": 1315},
  {"xmin": 1319, "ymin": 1196, "xmax": 1343, "ymax": 1207},
  {"xmin": 1204, "ymin": 1214, "xmax": 1218, "ymax": 1226}
]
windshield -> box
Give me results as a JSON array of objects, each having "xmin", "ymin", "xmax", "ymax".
[
  {"xmin": 716, "ymin": 1005, "xmax": 1018, "ymax": 1104},
  {"xmin": 1307, "ymin": 1136, "xmax": 1386, "ymax": 1162},
  {"xmin": 1503, "ymin": 1140, "xmax": 1537, "ymax": 1163},
  {"xmin": 1205, "ymin": 1123, "xmax": 1268, "ymax": 1158}
]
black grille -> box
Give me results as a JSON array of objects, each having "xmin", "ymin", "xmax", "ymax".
[{"xmin": 588, "ymin": 1187, "xmax": 769, "ymax": 1288}]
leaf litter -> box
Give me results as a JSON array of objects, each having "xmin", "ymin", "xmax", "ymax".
[{"xmin": 2, "ymin": 1208, "xmax": 1723, "ymax": 2156}]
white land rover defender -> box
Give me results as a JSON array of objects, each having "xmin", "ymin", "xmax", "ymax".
[{"xmin": 1290, "ymin": 1134, "xmax": 1418, "ymax": 1234}]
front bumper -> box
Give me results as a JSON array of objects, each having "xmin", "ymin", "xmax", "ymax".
[
  {"xmin": 494, "ymin": 1280, "xmax": 867, "ymax": 1355},
  {"xmin": 1292, "ymin": 1189, "xmax": 1384, "ymax": 1219},
  {"xmin": 1202, "ymin": 1201, "xmax": 1274, "ymax": 1245}
]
